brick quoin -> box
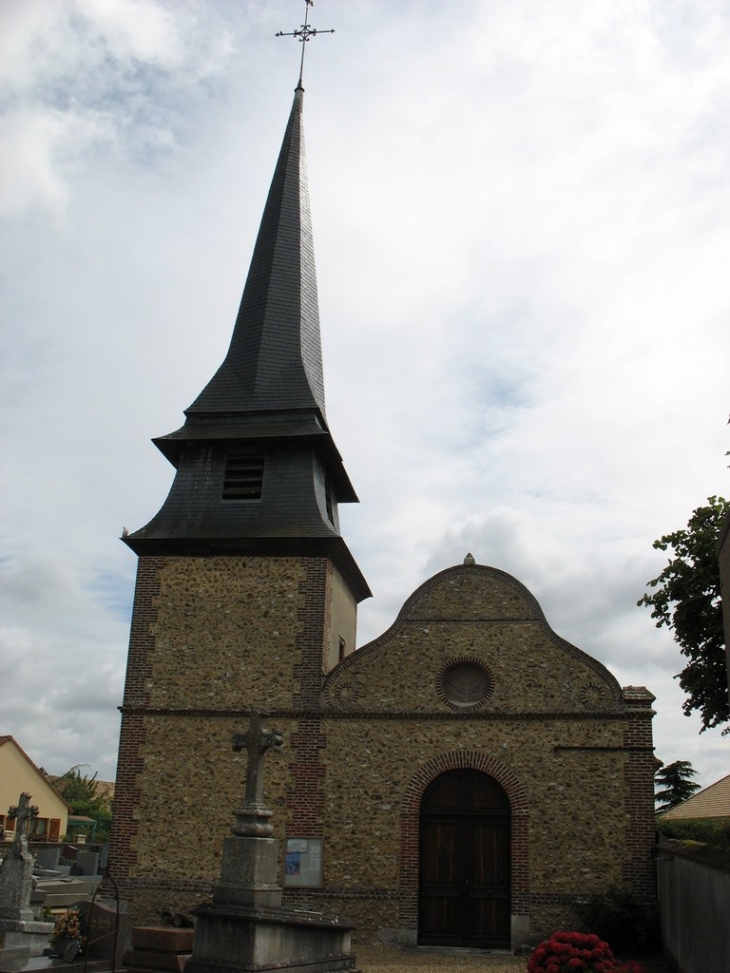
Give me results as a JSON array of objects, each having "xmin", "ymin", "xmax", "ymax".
[
  {"xmin": 118, "ymin": 556, "xmax": 161, "ymax": 707},
  {"xmin": 399, "ymin": 751, "xmax": 530, "ymax": 932},
  {"xmin": 288, "ymin": 558, "xmax": 331, "ymax": 836},
  {"xmin": 292, "ymin": 558, "xmax": 330, "ymax": 710},
  {"xmin": 622, "ymin": 713, "xmax": 658, "ymax": 902},
  {"xmin": 107, "ymin": 557, "xmax": 161, "ymax": 884}
]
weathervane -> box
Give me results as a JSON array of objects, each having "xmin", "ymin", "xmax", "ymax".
[{"xmin": 276, "ymin": 0, "xmax": 334, "ymax": 88}]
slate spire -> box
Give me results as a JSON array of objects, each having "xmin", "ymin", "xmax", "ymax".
[
  {"xmin": 124, "ymin": 86, "xmax": 369, "ymax": 602},
  {"xmin": 189, "ymin": 85, "xmax": 325, "ymax": 420}
]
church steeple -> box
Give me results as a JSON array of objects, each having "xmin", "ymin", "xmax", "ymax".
[
  {"xmin": 188, "ymin": 85, "xmax": 325, "ymax": 421},
  {"xmin": 124, "ymin": 86, "xmax": 369, "ymax": 602}
]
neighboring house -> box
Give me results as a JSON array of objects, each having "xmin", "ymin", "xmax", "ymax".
[
  {"xmin": 0, "ymin": 736, "xmax": 71, "ymax": 841},
  {"xmin": 93, "ymin": 780, "xmax": 116, "ymax": 805},
  {"xmin": 659, "ymin": 773, "xmax": 730, "ymax": 822}
]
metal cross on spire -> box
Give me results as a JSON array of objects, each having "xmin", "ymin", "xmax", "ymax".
[{"xmin": 276, "ymin": 0, "xmax": 335, "ymax": 88}]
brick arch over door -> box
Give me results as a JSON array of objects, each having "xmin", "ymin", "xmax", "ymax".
[{"xmin": 399, "ymin": 751, "xmax": 530, "ymax": 932}]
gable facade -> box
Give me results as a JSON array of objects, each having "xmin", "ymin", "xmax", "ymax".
[
  {"xmin": 109, "ymin": 560, "xmax": 656, "ymax": 950},
  {"xmin": 0, "ymin": 737, "xmax": 70, "ymax": 841}
]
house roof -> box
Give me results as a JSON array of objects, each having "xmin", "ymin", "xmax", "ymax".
[
  {"xmin": 47, "ymin": 776, "xmax": 115, "ymax": 803},
  {"xmin": 0, "ymin": 735, "xmax": 73, "ymax": 812},
  {"xmin": 660, "ymin": 773, "xmax": 730, "ymax": 820}
]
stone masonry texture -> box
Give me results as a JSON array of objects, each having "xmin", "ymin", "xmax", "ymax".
[{"xmin": 110, "ymin": 558, "xmax": 656, "ymax": 949}]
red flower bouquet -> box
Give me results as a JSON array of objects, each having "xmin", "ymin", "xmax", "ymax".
[{"xmin": 527, "ymin": 931, "xmax": 645, "ymax": 973}]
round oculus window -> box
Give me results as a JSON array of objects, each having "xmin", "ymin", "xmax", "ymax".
[{"xmin": 440, "ymin": 661, "xmax": 493, "ymax": 709}]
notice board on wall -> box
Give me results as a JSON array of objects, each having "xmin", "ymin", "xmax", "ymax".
[{"xmin": 283, "ymin": 838, "xmax": 323, "ymax": 887}]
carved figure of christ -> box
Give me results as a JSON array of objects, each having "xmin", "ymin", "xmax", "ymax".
[
  {"xmin": 232, "ymin": 714, "xmax": 285, "ymax": 809},
  {"xmin": 8, "ymin": 793, "xmax": 37, "ymax": 848}
]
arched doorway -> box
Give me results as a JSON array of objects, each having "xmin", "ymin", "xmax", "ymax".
[{"xmin": 418, "ymin": 769, "xmax": 511, "ymax": 948}]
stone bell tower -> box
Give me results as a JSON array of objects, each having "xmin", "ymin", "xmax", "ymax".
[{"xmin": 109, "ymin": 84, "xmax": 370, "ymax": 920}]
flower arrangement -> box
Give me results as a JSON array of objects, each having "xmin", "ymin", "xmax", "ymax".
[
  {"xmin": 527, "ymin": 931, "xmax": 645, "ymax": 973},
  {"xmin": 51, "ymin": 908, "xmax": 85, "ymax": 945}
]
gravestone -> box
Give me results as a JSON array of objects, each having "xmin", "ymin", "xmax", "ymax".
[
  {"xmin": 184, "ymin": 714, "xmax": 356, "ymax": 973},
  {"xmin": 75, "ymin": 851, "xmax": 100, "ymax": 876},
  {"xmin": 0, "ymin": 793, "xmax": 55, "ymax": 958},
  {"xmin": 78, "ymin": 898, "xmax": 129, "ymax": 966},
  {"xmin": 35, "ymin": 847, "xmax": 61, "ymax": 872}
]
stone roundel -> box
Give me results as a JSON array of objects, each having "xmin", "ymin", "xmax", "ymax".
[
  {"xmin": 328, "ymin": 678, "xmax": 364, "ymax": 709},
  {"xmin": 580, "ymin": 681, "xmax": 607, "ymax": 710},
  {"xmin": 437, "ymin": 657, "xmax": 494, "ymax": 710}
]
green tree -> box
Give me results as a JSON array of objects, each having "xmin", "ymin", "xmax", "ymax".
[
  {"xmin": 55, "ymin": 768, "xmax": 112, "ymax": 840},
  {"xmin": 655, "ymin": 759, "xmax": 701, "ymax": 812},
  {"xmin": 637, "ymin": 495, "xmax": 730, "ymax": 733}
]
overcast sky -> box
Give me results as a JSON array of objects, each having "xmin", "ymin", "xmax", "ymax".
[{"xmin": 1, "ymin": 0, "xmax": 728, "ymax": 794}]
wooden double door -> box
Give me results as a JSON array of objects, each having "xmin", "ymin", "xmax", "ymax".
[{"xmin": 418, "ymin": 769, "xmax": 511, "ymax": 949}]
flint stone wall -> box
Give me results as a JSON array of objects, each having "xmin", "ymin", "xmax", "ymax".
[{"xmin": 111, "ymin": 559, "xmax": 656, "ymax": 947}]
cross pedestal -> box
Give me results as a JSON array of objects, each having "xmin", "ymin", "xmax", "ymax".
[
  {"xmin": 183, "ymin": 715, "xmax": 356, "ymax": 973},
  {"xmin": 0, "ymin": 794, "xmax": 55, "ymax": 960}
]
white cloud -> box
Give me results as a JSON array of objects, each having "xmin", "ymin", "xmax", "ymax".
[
  {"xmin": 0, "ymin": 0, "xmax": 236, "ymax": 217},
  {"xmin": 0, "ymin": 109, "xmax": 70, "ymax": 213},
  {"xmin": 0, "ymin": 553, "xmax": 128, "ymax": 779},
  {"xmin": 0, "ymin": 0, "xmax": 728, "ymax": 796},
  {"xmin": 74, "ymin": 0, "xmax": 182, "ymax": 65}
]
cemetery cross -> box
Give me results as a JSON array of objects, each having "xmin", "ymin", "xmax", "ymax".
[
  {"xmin": 7, "ymin": 793, "xmax": 38, "ymax": 854},
  {"xmin": 231, "ymin": 714, "xmax": 285, "ymax": 837}
]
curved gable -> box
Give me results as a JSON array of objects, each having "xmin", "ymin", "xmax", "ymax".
[
  {"xmin": 399, "ymin": 564, "xmax": 542, "ymax": 622},
  {"xmin": 324, "ymin": 562, "xmax": 624, "ymax": 714}
]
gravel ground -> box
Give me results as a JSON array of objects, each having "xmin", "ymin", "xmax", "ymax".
[
  {"xmin": 352, "ymin": 945, "xmax": 668, "ymax": 973},
  {"xmin": 354, "ymin": 945, "xmax": 526, "ymax": 973}
]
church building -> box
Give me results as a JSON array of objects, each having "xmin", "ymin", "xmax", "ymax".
[{"xmin": 109, "ymin": 80, "xmax": 657, "ymax": 952}]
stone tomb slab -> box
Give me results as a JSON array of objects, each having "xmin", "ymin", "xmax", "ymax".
[
  {"xmin": 123, "ymin": 926, "xmax": 194, "ymax": 973},
  {"xmin": 0, "ymin": 944, "xmax": 31, "ymax": 973},
  {"xmin": 185, "ymin": 904, "xmax": 355, "ymax": 973}
]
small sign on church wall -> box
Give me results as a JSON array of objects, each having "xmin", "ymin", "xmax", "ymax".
[{"xmin": 283, "ymin": 837, "xmax": 323, "ymax": 887}]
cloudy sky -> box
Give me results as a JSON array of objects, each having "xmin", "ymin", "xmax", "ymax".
[{"xmin": 1, "ymin": 0, "xmax": 728, "ymax": 793}]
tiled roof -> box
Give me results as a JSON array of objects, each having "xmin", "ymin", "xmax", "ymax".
[{"xmin": 660, "ymin": 773, "xmax": 730, "ymax": 820}]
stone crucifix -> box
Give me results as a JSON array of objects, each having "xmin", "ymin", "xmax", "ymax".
[
  {"xmin": 231, "ymin": 714, "xmax": 285, "ymax": 838},
  {"xmin": 7, "ymin": 793, "xmax": 38, "ymax": 855}
]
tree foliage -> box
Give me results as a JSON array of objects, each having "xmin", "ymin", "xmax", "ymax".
[
  {"xmin": 637, "ymin": 496, "xmax": 730, "ymax": 733},
  {"xmin": 573, "ymin": 886, "xmax": 661, "ymax": 954},
  {"xmin": 55, "ymin": 768, "xmax": 112, "ymax": 835},
  {"xmin": 654, "ymin": 759, "xmax": 701, "ymax": 812},
  {"xmin": 656, "ymin": 816, "xmax": 730, "ymax": 848}
]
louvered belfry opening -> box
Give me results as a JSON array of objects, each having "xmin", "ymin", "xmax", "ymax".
[
  {"xmin": 325, "ymin": 475, "xmax": 334, "ymax": 524},
  {"xmin": 222, "ymin": 449, "xmax": 265, "ymax": 500}
]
